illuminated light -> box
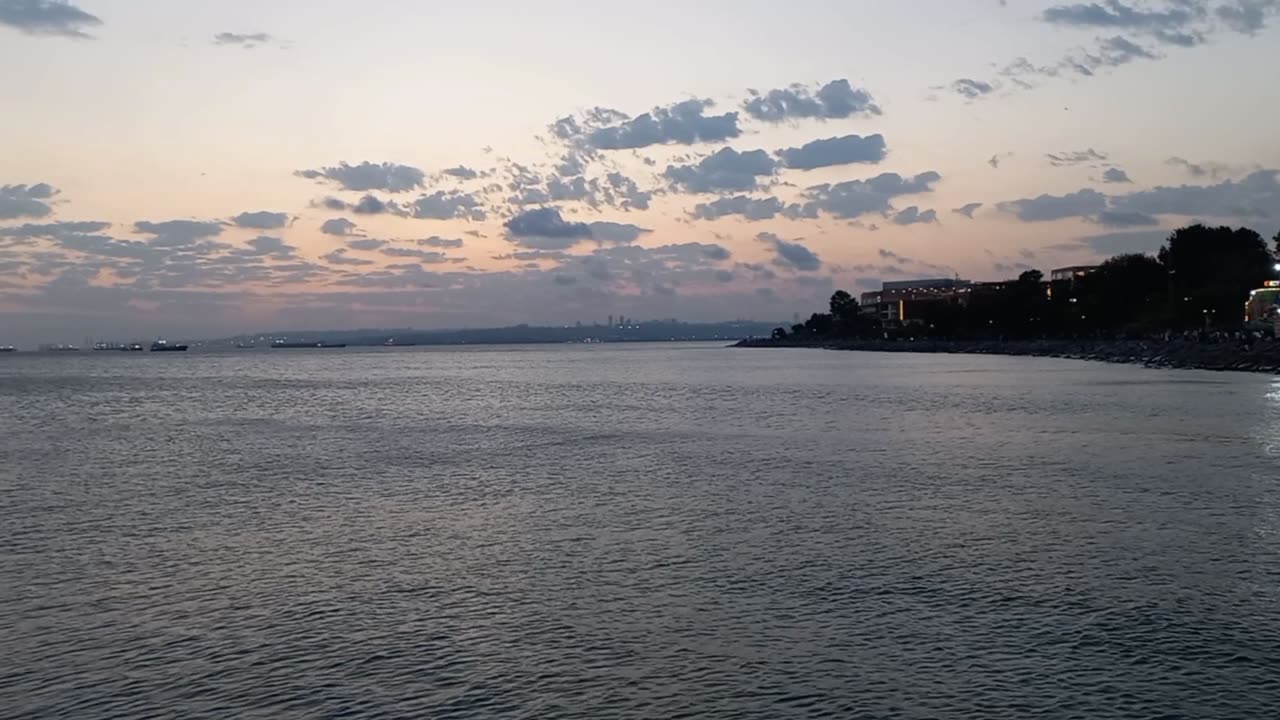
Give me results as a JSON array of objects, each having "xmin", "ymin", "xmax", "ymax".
[{"xmin": 1266, "ymin": 281, "xmax": 1280, "ymax": 288}]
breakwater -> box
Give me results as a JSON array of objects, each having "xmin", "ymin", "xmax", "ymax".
[{"xmin": 736, "ymin": 337, "xmax": 1280, "ymax": 374}]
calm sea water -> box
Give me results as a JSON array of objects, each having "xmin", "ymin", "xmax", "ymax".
[{"xmin": 2, "ymin": 344, "xmax": 1279, "ymax": 719}]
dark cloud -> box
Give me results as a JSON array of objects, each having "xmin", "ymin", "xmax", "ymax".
[
  {"xmin": 1216, "ymin": 0, "xmax": 1277, "ymax": 33},
  {"xmin": 0, "ymin": 183, "xmax": 57, "ymax": 220},
  {"xmin": 321, "ymin": 248, "xmax": 374, "ymax": 266},
  {"xmin": 714, "ymin": 269, "xmax": 735, "ymax": 283},
  {"xmin": 605, "ymin": 172, "xmax": 652, "ymax": 211},
  {"xmin": 0, "ymin": 220, "xmax": 110, "ymax": 239},
  {"xmin": 295, "ymin": 161, "xmax": 425, "ymax": 193},
  {"xmin": 133, "ymin": 220, "xmax": 224, "ymax": 247},
  {"xmin": 442, "ymin": 165, "xmax": 479, "ymax": 180},
  {"xmin": 0, "ymin": 0, "xmax": 102, "ymax": 38},
  {"xmin": 952, "ymin": 78, "xmax": 997, "ymax": 99},
  {"xmin": 240, "ymin": 235, "xmax": 296, "ymax": 258},
  {"xmin": 416, "ymin": 236, "xmax": 464, "ymax": 249},
  {"xmin": 953, "ymin": 202, "xmax": 983, "ymax": 218},
  {"xmin": 232, "ymin": 211, "xmax": 289, "ymax": 229},
  {"xmin": 587, "ymin": 221, "xmax": 651, "ymax": 245},
  {"xmin": 758, "ymin": 232, "xmax": 821, "ymax": 272},
  {"xmin": 997, "ymin": 189, "xmax": 1108, "ymax": 221},
  {"xmin": 793, "ymin": 171, "xmax": 942, "ymax": 219},
  {"xmin": 213, "ymin": 32, "xmax": 275, "ymax": 48},
  {"xmin": 1102, "ymin": 167, "xmax": 1133, "ymax": 183},
  {"xmin": 777, "ymin": 134, "xmax": 887, "ymax": 171},
  {"xmin": 320, "ymin": 218, "xmax": 359, "ymax": 236},
  {"xmin": 553, "ymin": 274, "xmax": 578, "ymax": 286},
  {"xmin": 891, "ymin": 206, "xmax": 939, "ymax": 225},
  {"xmin": 380, "ymin": 246, "xmax": 453, "ymax": 263},
  {"xmin": 743, "ymin": 79, "xmax": 881, "ymax": 123},
  {"xmin": 572, "ymin": 98, "xmax": 741, "ymax": 150},
  {"xmin": 701, "ymin": 244, "xmax": 732, "ymax": 261},
  {"xmin": 1095, "ymin": 209, "xmax": 1160, "ymax": 227},
  {"xmin": 1047, "ymin": 148, "xmax": 1109, "ymax": 166},
  {"xmin": 346, "ymin": 238, "xmax": 387, "ymax": 251},
  {"xmin": 664, "ymin": 148, "xmax": 777, "ymax": 193},
  {"xmin": 1109, "ymin": 169, "xmax": 1280, "ymax": 219},
  {"xmin": 410, "ymin": 190, "xmax": 485, "ymax": 220},
  {"xmin": 503, "ymin": 207, "xmax": 593, "ymax": 249},
  {"xmin": 352, "ymin": 194, "xmax": 402, "ymax": 216},
  {"xmin": 1165, "ymin": 156, "xmax": 1233, "ymax": 179},
  {"xmin": 1057, "ymin": 228, "xmax": 1172, "ymax": 255},
  {"xmin": 690, "ymin": 195, "xmax": 788, "ymax": 221}
]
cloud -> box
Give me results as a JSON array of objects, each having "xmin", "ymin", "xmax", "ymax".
[
  {"xmin": 346, "ymin": 238, "xmax": 387, "ymax": 251},
  {"xmin": 0, "ymin": 183, "xmax": 58, "ymax": 219},
  {"xmin": 758, "ymin": 232, "xmax": 821, "ymax": 272},
  {"xmin": 0, "ymin": 220, "xmax": 110, "ymax": 238},
  {"xmin": 416, "ymin": 236, "xmax": 464, "ymax": 249},
  {"xmin": 570, "ymin": 98, "xmax": 741, "ymax": 150},
  {"xmin": 953, "ymin": 202, "xmax": 983, "ymax": 218},
  {"xmin": 321, "ymin": 248, "xmax": 374, "ymax": 266},
  {"xmin": 1042, "ymin": 0, "xmax": 1205, "ymax": 34},
  {"xmin": 1057, "ymin": 228, "xmax": 1172, "ymax": 255},
  {"xmin": 952, "ymin": 78, "xmax": 997, "ymax": 99},
  {"xmin": 1102, "ymin": 167, "xmax": 1133, "ymax": 183},
  {"xmin": 1047, "ymin": 148, "xmax": 1109, "ymax": 166},
  {"xmin": 1095, "ymin": 209, "xmax": 1160, "ymax": 227},
  {"xmin": 352, "ymin": 194, "xmax": 404, "ymax": 216},
  {"xmin": 133, "ymin": 220, "xmax": 224, "ymax": 247},
  {"xmin": 689, "ymin": 195, "xmax": 788, "ymax": 221},
  {"xmin": 295, "ymin": 161, "xmax": 425, "ymax": 193},
  {"xmin": 701, "ymin": 244, "xmax": 732, "ymax": 261},
  {"xmin": 587, "ymin": 221, "xmax": 651, "ymax": 245},
  {"xmin": 1165, "ymin": 156, "xmax": 1233, "ymax": 179},
  {"xmin": 664, "ymin": 147, "xmax": 777, "ymax": 193},
  {"xmin": 553, "ymin": 274, "xmax": 578, "ymax": 286},
  {"xmin": 442, "ymin": 165, "xmax": 479, "ymax": 180},
  {"xmin": 997, "ymin": 189, "xmax": 1108, "ymax": 221},
  {"xmin": 213, "ymin": 32, "xmax": 275, "ymax": 48},
  {"xmin": 743, "ymin": 79, "xmax": 881, "ymax": 123},
  {"xmin": 793, "ymin": 171, "xmax": 942, "ymax": 219},
  {"xmin": 232, "ymin": 211, "xmax": 288, "ymax": 229},
  {"xmin": 320, "ymin": 218, "xmax": 358, "ymax": 236},
  {"xmin": 891, "ymin": 206, "xmax": 939, "ymax": 225},
  {"xmin": 379, "ymin": 246, "xmax": 453, "ymax": 263},
  {"xmin": 240, "ymin": 235, "xmax": 295, "ymax": 258},
  {"xmin": 0, "ymin": 0, "xmax": 102, "ymax": 38},
  {"xmin": 1217, "ymin": 0, "xmax": 1278, "ymax": 33},
  {"xmin": 410, "ymin": 190, "xmax": 485, "ymax": 220},
  {"xmin": 777, "ymin": 134, "xmax": 887, "ymax": 170},
  {"xmin": 503, "ymin": 207, "xmax": 592, "ymax": 249}
]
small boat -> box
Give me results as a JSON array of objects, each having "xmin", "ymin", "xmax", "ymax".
[
  {"xmin": 272, "ymin": 341, "xmax": 347, "ymax": 349},
  {"xmin": 151, "ymin": 340, "xmax": 189, "ymax": 352},
  {"xmin": 383, "ymin": 338, "xmax": 417, "ymax": 347},
  {"xmin": 0, "ymin": 346, "xmax": 15, "ymax": 353}
]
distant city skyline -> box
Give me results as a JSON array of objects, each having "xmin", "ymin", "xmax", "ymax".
[{"xmin": 2, "ymin": 0, "xmax": 1279, "ymax": 345}]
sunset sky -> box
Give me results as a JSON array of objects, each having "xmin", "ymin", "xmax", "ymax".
[{"xmin": 2, "ymin": 0, "xmax": 1279, "ymax": 344}]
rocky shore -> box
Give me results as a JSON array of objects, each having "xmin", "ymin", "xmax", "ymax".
[{"xmin": 736, "ymin": 337, "xmax": 1280, "ymax": 374}]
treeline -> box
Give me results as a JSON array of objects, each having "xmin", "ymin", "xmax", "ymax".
[{"xmin": 778, "ymin": 224, "xmax": 1280, "ymax": 341}]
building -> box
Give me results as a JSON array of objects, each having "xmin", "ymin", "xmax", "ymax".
[
  {"xmin": 860, "ymin": 278, "xmax": 972, "ymax": 324},
  {"xmin": 1050, "ymin": 266, "xmax": 1098, "ymax": 284}
]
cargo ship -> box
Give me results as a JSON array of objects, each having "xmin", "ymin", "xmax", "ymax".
[{"xmin": 150, "ymin": 340, "xmax": 189, "ymax": 352}]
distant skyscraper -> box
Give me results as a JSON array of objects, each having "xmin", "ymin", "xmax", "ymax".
[{"xmin": 608, "ymin": 315, "xmax": 614, "ymax": 327}]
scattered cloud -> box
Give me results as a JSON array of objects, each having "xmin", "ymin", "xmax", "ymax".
[
  {"xmin": 664, "ymin": 147, "xmax": 777, "ymax": 193},
  {"xmin": 0, "ymin": 0, "xmax": 102, "ymax": 39},
  {"xmin": 416, "ymin": 236, "xmax": 464, "ymax": 249},
  {"xmin": 743, "ymin": 79, "xmax": 881, "ymax": 123},
  {"xmin": 587, "ymin": 221, "xmax": 652, "ymax": 245},
  {"xmin": 213, "ymin": 32, "xmax": 275, "ymax": 48},
  {"xmin": 997, "ymin": 189, "xmax": 1108, "ymax": 221},
  {"xmin": 321, "ymin": 248, "xmax": 374, "ymax": 266},
  {"xmin": 320, "ymin": 218, "xmax": 359, "ymax": 236},
  {"xmin": 1102, "ymin": 167, "xmax": 1133, "ymax": 183},
  {"xmin": 793, "ymin": 171, "xmax": 942, "ymax": 220},
  {"xmin": 1096, "ymin": 209, "xmax": 1160, "ymax": 227},
  {"xmin": 503, "ymin": 207, "xmax": 592, "ymax": 249},
  {"xmin": 689, "ymin": 195, "xmax": 788, "ymax": 221},
  {"xmin": 296, "ymin": 161, "xmax": 425, "ymax": 193},
  {"xmin": 232, "ymin": 211, "xmax": 289, "ymax": 230},
  {"xmin": 0, "ymin": 183, "xmax": 58, "ymax": 220},
  {"xmin": 410, "ymin": 190, "xmax": 485, "ymax": 221},
  {"xmin": 953, "ymin": 202, "xmax": 983, "ymax": 218},
  {"xmin": 1055, "ymin": 228, "xmax": 1173, "ymax": 255},
  {"xmin": 777, "ymin": 134, "xmax": 887, "ymax": 170},
  {"xmin": 1165, "ymin": 156, "xmax": 1234, "ymax": 179},
  {"xmin": 346, "ymin": 238, "xmax": 387, "ymax": 251},
  {"xmin": 952, "ymin": 78, "xmax": 997, "ymax": 99},
  {"xmin": 891, "ymin": 206, "xmax": 939, "ymax": 225},
  {"xmin": 561, "ymin": 98, "xmax": 741, "ymax": 151},
  {"xmin": 1047, "ymin": 148, "xmax": 1109, "ymax": 166},
  {"xmin": 380, "ymin": 246, "xmax": 454, "ymax": 263},
  {"xmin": 133, "ymin": 220, "xmax": 224, "ymax": 247},
  {"xmin": 758, "ymin": 232, "xmax": 821, "ymax": 272},
  {"xmin": 240, "ymin": 235, "xmax": 296, "ymax": 258},
  {"xmin": 442, "ymin": 165, "xmax": 479, "ymax": 180}
]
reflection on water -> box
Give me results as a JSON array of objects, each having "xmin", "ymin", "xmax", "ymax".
[{"xmin": 2, "ymin": 345, "xmax": 1279, "ymax": 718}]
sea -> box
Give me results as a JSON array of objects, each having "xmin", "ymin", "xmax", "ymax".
[{"xmin": 2, "ymin": 343, "xmax": 1278, "ymax": 719}]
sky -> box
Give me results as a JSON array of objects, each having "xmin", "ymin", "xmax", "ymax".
[{"xmin": 2, "ymin": 0, "xmax": 1279, "ymax": 344}]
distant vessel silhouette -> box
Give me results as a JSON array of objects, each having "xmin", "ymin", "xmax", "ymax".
[
  {"xmin": 0, "ymin": 346, "xmax": 15, "ymax": 353},
  {"xmin": 272, "ymin": 340, "xmax": 347, "ymax": 349},
  {"xmin": 150, "ymin": 340, "xmax": 189, "ymax": 352}
]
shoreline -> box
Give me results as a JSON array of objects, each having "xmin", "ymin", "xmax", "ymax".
[{"xmin": 736, "ymin": 337, "xmax": 1280, "ymax": 374}]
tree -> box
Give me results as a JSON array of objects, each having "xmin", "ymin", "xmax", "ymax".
[
  {"xmin": 1273, "ymin": 230, "xmax": 1280, "ymax": 261},
  {"xmin": 1076, "ymin": 254, "xmax": 1167, "ymax": 334},
  {"xmin": 771, "ymin": 327, "xmax": 788, "ymax": 340},
  {"xmin": 1159, "ymin": 224, "xmax": 1273, "ymax": 329},
  {"xmin": 829, "ymin": 290, "xmax": 858, "ymax": 321}
]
